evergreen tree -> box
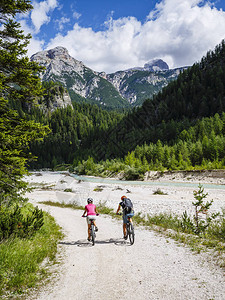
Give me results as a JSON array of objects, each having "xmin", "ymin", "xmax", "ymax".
[{"xmin": 0, "ymin": 0, "xmax": 48, "ymax": 206}]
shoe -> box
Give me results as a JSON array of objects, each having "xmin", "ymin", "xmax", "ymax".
[
  {"xmin": 87, "ymin": 238, "xmax": 91, "ymax": 241},
  {"xmin": 124, "ymin": 235, "xmax": 128, "ymax": 240},
  {"xmin": 95, "ymin": 227, "xmax": 98, "ymax": 232}
]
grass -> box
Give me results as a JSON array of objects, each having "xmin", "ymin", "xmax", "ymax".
[
  {"xmin": 0, "ymin": 210, "xmax": 63, "ymax": 298},
  {"xmin": 39, "ymin": 200, "xmax": 84, "ymax": 210},
  {"xmin": 39, "ymin": 200, "xmax": 115, "ymax": 216}
]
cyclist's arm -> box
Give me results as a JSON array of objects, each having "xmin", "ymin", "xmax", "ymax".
[
  {"xmin": 94, "ymin": 206, "xmax": 99, "ymax": 215},
  {"xmin": 82, "ymin": 207, "xmax": 87, "ymax": 217},
  {"xmin": 116, "ymin": 204, "xmax": 121, "ymax": 214}
]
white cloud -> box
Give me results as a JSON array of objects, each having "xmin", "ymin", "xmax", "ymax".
[
  {"xmin": 31, "ymin": 0, "xmax": 58, "ymax": 33},
  {"xmin": 55, "ymin": 17, "xmax": 70, "ymax": 31},
  {"xmin": 73, "ymin": 11, "xmax": 81, "ymax": 20},
  {"xmin": 30, "ymin": 0, "xmax": 225, "ymax": 73},
  {"xmin": 19, "ymin": 19, "xmax": 45, "ymax": 57}
]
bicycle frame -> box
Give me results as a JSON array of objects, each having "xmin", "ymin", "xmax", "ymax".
[
  {"xmin": 126, "ymin": 216, "xmax": 135, "ymax": 245},
  {"xmin": 83, "ymin": 216, "xmax": 97, "ymax": 246},
  {"xmin": 89, "ymin": 219, "xmax": 96, "ymax": 246}
]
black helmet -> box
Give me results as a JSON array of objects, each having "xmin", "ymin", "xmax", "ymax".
[{"xmin": 87, "ymin": 198, "xmax": 93, "ymax": 203}]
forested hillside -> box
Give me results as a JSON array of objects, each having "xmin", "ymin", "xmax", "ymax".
[
  {"xmin": 27, "ymin": 39, "xmax": 225, "ymax": 177},
  {"xmin": 75, "ymin": 40, "xmax": 225, "ymax": 160},
  {"xmin": 72, "ymin": 40, "xmax": 225, "ymax": 178},
  {"xmin": 29, "ymin": 101, "xmax": 124, "ymax": 169}
]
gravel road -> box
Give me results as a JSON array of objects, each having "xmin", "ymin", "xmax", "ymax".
[
  {"xmin": 28, "ymin": 202, "xmax": 225, "ymax": 300},
  {"xmin": 26, "ymin": 172, "xmax": 225, "ymax": 300}
]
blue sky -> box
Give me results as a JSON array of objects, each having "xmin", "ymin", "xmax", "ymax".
[{"xmin": 20, "ymin": 0, "xmax": 225, "ymax": 73}]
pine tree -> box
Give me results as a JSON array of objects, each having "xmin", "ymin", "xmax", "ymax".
[{"xmin": 0, "ymin": 0, "xmax": 49, "ymax": 206}]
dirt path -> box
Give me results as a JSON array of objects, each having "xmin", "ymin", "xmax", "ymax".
[{"xmin": 29, "ymin": 203, "xmax": 225, "ymax": 300}]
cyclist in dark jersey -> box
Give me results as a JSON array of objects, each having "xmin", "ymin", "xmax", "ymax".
[{"xmin": 116, "ymin": 195, "xmax": 134, "ymax": 239}]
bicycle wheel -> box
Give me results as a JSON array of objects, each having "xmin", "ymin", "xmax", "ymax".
[
  {"xmin": 128, "ymin": 223, "xmax": 135, "ymax": 245},
  {"xmin": 91, "ymin": 223, "xmax": 95, "ymax": 246}
]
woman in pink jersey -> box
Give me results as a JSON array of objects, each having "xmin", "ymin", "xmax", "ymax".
[{"xmin": 82, "ymin": 198, "xmax": 99, "ymax": 241}]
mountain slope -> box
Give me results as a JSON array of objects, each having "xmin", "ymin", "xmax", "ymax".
[
  {"xmin": 75, "ymin": 39, "xmax": 225, "ymax": 161},
  {"xmin": 31, "ymin": 47, "xmax": 183, "ymax": 108},
  {"xmin": 31, "ymin": 47, "xmax": 129, "ymax": 109},
  {"xmin": 106, "ymin": 68, "xmax": 182, "ymax": 106}
]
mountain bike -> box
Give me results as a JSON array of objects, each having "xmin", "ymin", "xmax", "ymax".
[
  {"xmin": 82, "ymin": 215, "xmax": 98, "ymax": 246},
  {"xmin": 89, "ymin": 218, "xmax": 97, "ymax": 246},
  {"xmin": 125, "ymin": 215, "xmax": 135, "ymax": 245},
  {"xmin": 117, "ymin": 213, "xmax": 135, "ymax": 245}
]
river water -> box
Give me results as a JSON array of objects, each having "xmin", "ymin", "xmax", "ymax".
[{"xmin": 71, "ymin": 173, "xmax": 225, "ymax": 190}]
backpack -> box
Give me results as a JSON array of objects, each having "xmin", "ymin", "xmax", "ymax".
[{"xmin": 123, "ymin": 198, "xmax": 133, "ymax": 214}]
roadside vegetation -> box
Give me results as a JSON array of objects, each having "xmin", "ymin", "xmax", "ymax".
[{"xmin": 0, "ymin": 204, "xmax": 63, "ymax": 298}]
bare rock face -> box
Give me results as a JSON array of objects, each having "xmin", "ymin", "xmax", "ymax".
[
  {"xmin": 31, "ymin": 46, "xmax": 85, "ymax": 79},
  {"xmin": 37, "ymin": 85, "xmax": 73, "ymax": 113},
  {"xmin": 49, "ymin": 89, "xmax": 72, "ymax": 111}
]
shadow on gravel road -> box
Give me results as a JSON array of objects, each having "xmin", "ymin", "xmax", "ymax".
[{"xmin": 59, "ymin": 238, "xmax": 132, "ymax": 247}]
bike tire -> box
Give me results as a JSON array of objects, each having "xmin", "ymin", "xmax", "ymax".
[
  {"xmin": 91, "ymin": 224, "xmax": 95, "ymax": 246},
  {"xmin": 128, "ymin": 223, "xmax": 135, "ymax": 245}
]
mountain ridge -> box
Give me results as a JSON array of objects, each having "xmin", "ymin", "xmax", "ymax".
[{"xmin": 31, "ymin": 46, "xmax": 185, "ymax": 108}]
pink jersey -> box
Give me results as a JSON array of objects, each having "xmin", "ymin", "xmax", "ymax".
[{"xmin": 85, "ymin": 203, "xmax": 96, "ymax": 216}]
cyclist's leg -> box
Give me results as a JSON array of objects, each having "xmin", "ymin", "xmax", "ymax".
[
  {"xmin": 90, "ymin": 216, "xmax": 98, "ymax": 231},
  {"xmin": 123, "ymin": 223, "xmax": 126, "ymax": 237},
  {"xmin": 123, "ymin": 214, "xmax": 128, "ymax": 238},
  {"xmin": 88, "ymin": 224, "xmax": 91, "ymax": 240},
  {"xmin": 86, "ymin": 216, "xmax": 92, "ymax": 240}
]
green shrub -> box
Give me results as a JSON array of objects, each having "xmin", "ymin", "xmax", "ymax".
[
  {"xmin": 208, "ymin": 209, "xmax": 225, "ymax": 242},
  {"xmin": 123, "ymin": 167, "xmax": 144, "ymax": 180},
  {"xmin": 146, "ymin": 212, "xmax": 180, "ymax": 230},
  {"xmin": 64, "ymin": 188, "xmax": 73, "ymax": 192},
  {"xmin": 0, "ymin": 205, "xmax": 44, "ymax": 241},
  {"xmin": 93, "ymin": 186, "xmax": 104, "ymax": 192},
  {"xmin": 153, "ymin": 188, "xmax": 168, "ymax": 195},
  {"xmin": 180, "ymin": 210, "xmax": 195, "ymax": 233}
]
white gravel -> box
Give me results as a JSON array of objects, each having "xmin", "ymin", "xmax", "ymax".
[{"xmin": 25, "ymin": 172, "xmax": 225, "ymax": 300}]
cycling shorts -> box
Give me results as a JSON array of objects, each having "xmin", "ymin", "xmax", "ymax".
[
  {"xmin": 123, "ymin": 212, "xmax": 134, "ymax": 224},
  {"xmin": 87, "ymin": 215, "xmax": 96, "ymax": 224}
]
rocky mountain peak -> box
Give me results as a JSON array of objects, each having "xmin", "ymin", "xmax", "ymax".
[
  {"xmin": 125, "ymin": 59, "xmax": 169, "ymax": 72},
  {"xmin": 46, "ymin": 46, "xmax": 69, "ymax": 59},
  {"xmin": 30, "ymin": 46, "xmax": 86, "ymax": 79},
  {"xmin": 144, "ymin": 59, "xmax": 169, "ymax": 72}
]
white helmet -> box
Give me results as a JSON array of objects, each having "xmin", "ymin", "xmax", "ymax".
[{"xmin": 87, "ymin": 198, "xmax": 93, "ymax": 203}]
